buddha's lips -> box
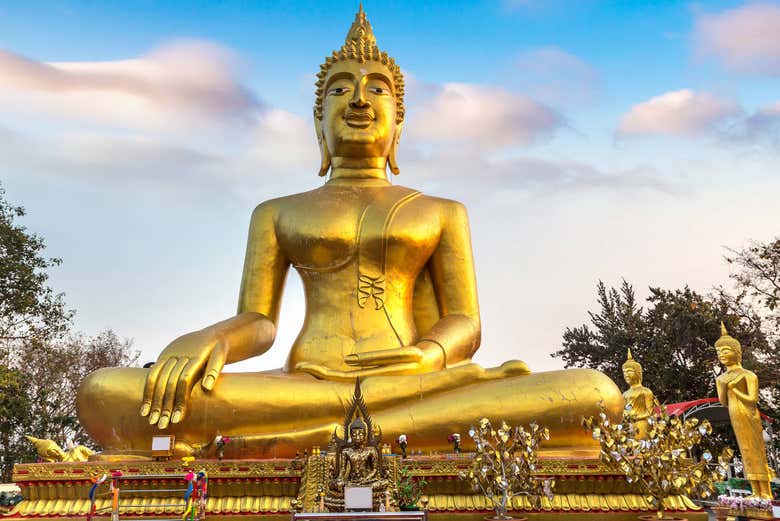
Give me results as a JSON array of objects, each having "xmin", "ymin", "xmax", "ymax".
[{"xmin": 344, "ymin": 110, "xmax": 375, "ymax": 127}]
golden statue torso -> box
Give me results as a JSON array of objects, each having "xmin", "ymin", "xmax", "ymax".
[
  {"xmin": 265, "ymin": 183, "xmax": 445, "ymax": 372},
  {"xmin": 340, "ymin": 445, "xmax": 382, "ymax": 486}
]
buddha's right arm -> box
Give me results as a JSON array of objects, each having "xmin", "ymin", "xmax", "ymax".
[
  {"xmin": 716, "ymin": 378, "xmax": 728, "ymax": 407},
  {"xmin": 141, "ymin": 200, "xmax": 289, "ymax": 429}
]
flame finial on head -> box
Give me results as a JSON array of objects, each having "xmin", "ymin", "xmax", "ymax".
[
  {"xmin": 345, "ymin": 3, "xmax": 376, "ymax": 46},
  {"xmin": 715, "ymin": 320, "xmax": 742, "ymax": 356},
  {"xmin": 622, "ymin": 347, "xmax": 642, "ymax": 377}
]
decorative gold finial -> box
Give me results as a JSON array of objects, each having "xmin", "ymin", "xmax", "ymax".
[
  {"xmin": 345, "ymin": 3, "xmax": 376, "ymax": 46},
  {"xmin": 720, "ymin": 321, "xmax": 728, "ymax": 337},
  {"xmin": 622, "ymin": 347, "xmax": 641, "ymax": 373}
]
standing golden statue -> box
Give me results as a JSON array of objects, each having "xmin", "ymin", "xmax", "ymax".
[
  {"xmin": 715, "ymin": 322, "xmax": 772, "ymax": 499},
  {"xmin": 621, "ymin": 349, "xmax": 655, "ymax": 439},
  {"xmin": 77, "ymin": 6, "xmax": 623, "ymax": 459}
]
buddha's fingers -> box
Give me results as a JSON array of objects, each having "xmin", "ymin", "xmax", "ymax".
[
  {"xmin": 201, "ymin": 341, "xmax": 227, "ymax": 391},
  {"xmin": 296, "ymin": 361, "xmax": 420, "ymax": 381},
  {"xmin": 172, "ymin": 358, "xmax": 199, "ymax": 424},
  {"xmin": 141, "ymin": 360, "xmax": 167, "ymax": 417},
  {"xmin": 344, "ymin": 346, "xmax": 423, "ymax": 367},
  {"xmin": 158, "ymin": 357, "xmax": 190, "ymax": 429},
  {"xmin": 149, "ymin": 358, "xmax": 179, "ymax": 426}
]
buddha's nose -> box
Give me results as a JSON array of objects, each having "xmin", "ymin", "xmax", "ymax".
[{"xmin": 349, "ymin": 81, "xmax": 369, "ymax": 109}]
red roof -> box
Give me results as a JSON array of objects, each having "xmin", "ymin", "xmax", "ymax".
[
  {"xmin": 664, "ymin": 398, "xmax": 720, "ymax": 417},
  {"xmin": 665, "ymin": 397, "xmax": 773, "ymax": 423}
]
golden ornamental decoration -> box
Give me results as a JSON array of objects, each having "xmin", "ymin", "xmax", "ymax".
[
  {"xmin": 583, "ymin": 401, "xmax": 732, "ymax": 520},
  {"xmin": 460, "ymin": 418, "xmax": 554, "ymax": 519}
]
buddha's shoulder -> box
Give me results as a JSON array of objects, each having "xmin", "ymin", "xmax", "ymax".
[
  {"xmin": 248, "ymin": 190, "xmax": 320, "ymax": 220},
  {"xmin": 248, "ymin": 186, "xmax": 470, "ymax": 219},
  {"xmin": 397, "ymin": 186, "xmax": 470, "ymax": 215}
]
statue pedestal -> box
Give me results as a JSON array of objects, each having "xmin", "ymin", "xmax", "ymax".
[
  {"xmin": 3, "ymin": 455, "xmax": 707, "ymax": 521},
  {"xmin": 293, "ymin": 512, "xmax": 427, "ymax": 521}
]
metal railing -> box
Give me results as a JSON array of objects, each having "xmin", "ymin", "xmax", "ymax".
[{"xmin": 87, "ymin": 470, "xmax": 208, "ymax": 521}]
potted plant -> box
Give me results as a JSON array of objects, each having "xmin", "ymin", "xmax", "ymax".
[{"xmin": 393, "ymin": 466, "xmax": 427, "ymax": 511}]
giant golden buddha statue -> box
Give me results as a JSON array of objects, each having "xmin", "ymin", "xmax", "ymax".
[{"xmin": 77, "ymin": 7, "xmax": 623, "ymax": 459}]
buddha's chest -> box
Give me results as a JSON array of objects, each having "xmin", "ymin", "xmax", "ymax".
[{"xmin": 276, "ymin": 188, "xmax": 440, "ymax": 273}]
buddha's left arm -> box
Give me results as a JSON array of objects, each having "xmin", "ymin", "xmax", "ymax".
[
  {"xmin": 421, "ymin": 200, "xmax": 482, "ymax": 366},
  {"xmin": 634, "ymin": 390, "xmax": 654, "ymax": 420},
  {"xmin": 731, "ymin": 372, "xmax": 760, "ymax": 406}
]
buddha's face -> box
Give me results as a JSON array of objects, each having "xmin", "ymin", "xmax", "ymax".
[
  {"xmin": 321, "ymin": 60, "xmax": 397, "ymax": 159},
  {"xmin": 351, "ymin": 427, "xmax": 367, "ymax": 446},
  {"xmin": 623, "ymin": 367, "xmax": 640, "ymax": 386},
  {"xmin": 717, "ymin": 346, "xmax": 739, "ymax": 366}
]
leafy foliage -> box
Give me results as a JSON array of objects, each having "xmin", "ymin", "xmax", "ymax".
[
  {"xmin": 393, "ymin": 466, "xmax": 427, "ymax": 508},
  {"xmin": 725, "ymin": 238, "xmax": 780, "ymax": 342},
  {"xmin": 553, "ymin": 280, "xmax": 778, "ymax": 409},
  {"xmin": 0, "ymin": 186, "xmax": 72, "ymax": 347},
  {"xmin": 0, "ymin": 185, "xmax": 138, "ymax": 481}
]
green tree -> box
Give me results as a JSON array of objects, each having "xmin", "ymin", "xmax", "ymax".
[
  {"xmin": 0, "ymin": 185, "xmax": 138, "ymax": 480},
  {"xmin": 0, "ymin": 186, "xmax": 72, "ymax": 349},
  {"xmin": 21, "ymin": 331, "xmax": 138, "ymax": 448},
  {"xmin": 725, "ymin": 238, "xmax": 780, "ymax": 341},
  {"xmin": 553, "ymin": 280, "xmax": 777, "ymax": 408},
  {"xmin": 0, "ymin": 366, "xmax": 32, "ymax": 482}
]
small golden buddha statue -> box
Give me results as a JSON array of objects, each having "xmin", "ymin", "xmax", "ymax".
[
  {"xmin": 621, "ymin": 349, "xmax": 654, "ymax": 439},
  {"xmin": 325, "ymin": 381, "xmax": 389, "ymax": 511},
  {"xmin": 77, "ymin": 6, "xmax": 623, "ymax": 459},
  {"xmin": 715, "ymin": 323, "xmax": 772, "ymax": 499}
]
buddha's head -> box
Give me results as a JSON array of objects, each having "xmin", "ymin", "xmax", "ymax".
[
  {"xmin": 715, "ymin": 322, "xmax": 742, "ymax": 367},
  {"xmin": 313, "ymin": 5, "xmax": 405, "ymax": 177},
  {"xmin": 349, "ymin": 416, "xmax": 368, "ymax": 446},
  {"xmin": 622, "ymin": 348, "xmax": 643, "ymax": 386}
]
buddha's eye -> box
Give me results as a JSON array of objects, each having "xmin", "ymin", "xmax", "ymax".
[
  {"xmin": 327, "ymin": 86, "xmax": 349, "ymax": 96},
  {"xmin": 369, "ymin": 87, "xmax": 388, "ymax": 95}
]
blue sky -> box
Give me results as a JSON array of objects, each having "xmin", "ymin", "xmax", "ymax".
[{"xmin": 1, "ymin": 0, "xmax": 779, "ymax": 372}]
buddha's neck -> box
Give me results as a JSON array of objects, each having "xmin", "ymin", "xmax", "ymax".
[
  {"xmin": 725, "ymin": 363, "xmax": 743, "ymax": 372},
  {"xmin": 328, "ymin": 157, "xmax": 390, "ymax": 186}
]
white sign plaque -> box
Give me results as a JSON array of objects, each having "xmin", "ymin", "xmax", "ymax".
[{"xmin": 344, "ymin": 486, "xmax": 373, "ymax": 510}]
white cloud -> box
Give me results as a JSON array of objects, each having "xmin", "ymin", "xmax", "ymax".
[
  {"xmin": 401, "ymin": 149, "xmax": 674, "ymax": 202},
  {"xmin": 617, "ymin": 89, "xmax": 741, "ymax": 137},
  {"xmin": 725, "ymin": 101, "xmax": 780, "ymax": 147},
  {"xmin": 247, "ymin": 109, "xmax": 318, "ymax": 174},
  {"xmin": 694, "ymin": 3, "xmax": 780, "ymax": 76},
  {"xmin": 408, "ymin": 83, "xmax": 561, "ymax": 149},
  {"xmin": 511, "ymin": 47, "xmax": 600, "ymax": 107},
  {"xmin": 0, "ymin": 39, "xmax": 259, "ymax": 131}
]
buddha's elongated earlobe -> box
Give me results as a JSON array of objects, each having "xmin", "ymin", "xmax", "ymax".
[
  {"xmin": 315, "ymin": 117, "xmax": 331, "ymax": 177},
  {"xmin": 387, "ymin": 122, "xmax": 403, "ymax": 175}
]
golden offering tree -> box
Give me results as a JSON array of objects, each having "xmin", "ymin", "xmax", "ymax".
[
  {"xmin": 460, "ymin": 418, "xmax": 554, "ymax": 520},
  {"xmin": 76, "ymin": 5, "xmax": 623, "ymax": 461},
  {"xmin": 583, "ymin": 403, "xmax": 732, "ymax": 520}
]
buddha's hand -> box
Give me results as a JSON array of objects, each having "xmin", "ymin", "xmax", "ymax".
[
  {"xmin": 727, "ymin": 375, "xmax": 745, "ymax": 390},
  {"xmin": 140, "ymin": 330, "xmax": 228, "ymax": 429},
  {"xmin": 296, "ymin": 342, "xmax": 444, "ymax": 381}
]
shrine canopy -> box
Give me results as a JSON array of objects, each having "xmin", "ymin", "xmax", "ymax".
[{"xmin": 665, "ymin": 398, "xmax": 773, "ymax": 425}]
